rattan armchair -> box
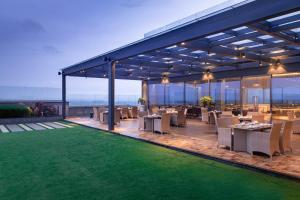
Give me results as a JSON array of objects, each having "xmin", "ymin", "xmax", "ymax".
[
  {"xmin": 248, "ymin": 123, "xmax": 282, "ymax": 158},
  {"xmin": 280, "ymin": 121, "xmax": 293, "ymax": 153},
  {"xmin": 154, "ymin": 113, "xmax": 171, "ymax": 134}
]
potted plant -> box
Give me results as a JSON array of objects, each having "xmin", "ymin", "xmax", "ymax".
[
  {"xmin": 200, "ymin": 96, "xmax": 213, "ymax": 108},
  {"xmin": 137, "ymin": 97, "xmax": 146, "ymax": 111},
  {"xmin": 138, "ymin": 97, "xmax": 146, "ymax": 105}
]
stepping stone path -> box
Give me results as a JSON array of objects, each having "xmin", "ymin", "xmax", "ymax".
[{"xmin": 0, "ymin": 122, "xmax": 73, "ymax": 133}]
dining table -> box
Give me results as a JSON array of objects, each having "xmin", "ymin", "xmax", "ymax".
[
  {"xmin": 238, "ymin": 115, "xmax": 252, "ymax": 122},
  {"xmin": 143, "ymin": 114, "xmax": 161, "ymax": 132},
  {"xmin": 231, "ymin": 123, "xmax": 272, "ymax": 152}
]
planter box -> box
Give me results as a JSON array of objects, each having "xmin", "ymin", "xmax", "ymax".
[{"xmin": 0, "ymin": 116, "xmax": 63, "ymax": 125}]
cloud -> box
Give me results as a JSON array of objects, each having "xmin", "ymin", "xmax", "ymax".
[
  {"xmin": 43, "ymin": 45, "xmax": 61, "ymax": 55},
  {"xmin": 0, "ymin": 17, "xmax": 45, "ymax": 44},
  {"xmin": 21, "ymin": 19, "xmax": 45, "ymax": 33}
]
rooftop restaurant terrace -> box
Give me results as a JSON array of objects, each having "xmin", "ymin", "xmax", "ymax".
[{"xmin": 62, "ymin": 0, "xmax": 300, "ymax": 179}]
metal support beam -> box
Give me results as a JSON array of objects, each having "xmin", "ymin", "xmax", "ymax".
[
  {"xmin": 148, "ymin": 62, "xmax": 300, "ymax": 84},
  {"xmin": 62, "ymin": 74, "xmax": 66, "ymax": 119},
  {"xmin": 184, "ymin": 41, "xmax": 274, "ymax": 64},
  {"xmin": 62, "ymin": 0, "xmax": 300, "ymax": 76},
  {"xmin": 248, "ymin": 24, "xmax": 300, "ymax": 47},
  {"xmin": 108, "ymin": 61, "xmax": 116, "ymax": 131}
]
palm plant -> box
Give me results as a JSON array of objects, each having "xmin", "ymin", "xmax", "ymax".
[
  {"xmin": 200, "ymin": 96, "xmax": 213, "ymax": 108},
  {"xmin": 138, "ymin": 97, "xmax": 146, "ymax": 105}
]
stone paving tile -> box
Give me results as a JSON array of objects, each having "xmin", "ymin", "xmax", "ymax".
[
  {"xmin": 18, "ymin": 124, "xmax": 33, "ymax": 131},
  {"xmin": 54, "ymin": 122, "xmax": 73, "ymax": 128},
  {"xmin": 36, "ymin": 123, "xmax": 54, "ymax": 130},
  {"xmin": 0, "ymin": 125, "xmax": 9, "ymax": 133},
  {"xmin": 44, "ymin": 122, "xmax": 65, "ymax": 129},
  {"xmin": 6, "ymin": 124, "xmax": 24, "ymax": 132},
  {"xmin": 26, "ymin": 123, "xmax": 46, "ymax": 131}
]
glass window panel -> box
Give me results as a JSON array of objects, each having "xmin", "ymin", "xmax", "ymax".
[
  {"xmin": 149, "ymin": 84, "xmax": 165, "ymax": 105},
  {"xmin": 211, "ymin": 80, "xmax": 222, "ymax": 110},
  {"xmin": 165, "ymin": 83, "xmax": 184, "ymax": 105},
  {"xmin": 185, "ymin": 82, "xmax": 199, "ymax": 105},
  {"xmin": 223, "ymin": 79, "xmax": 241, "ymax": 112},
  {"xmin": 198, "ymin": 82, "xmax": 209, "ymax": 97},
  {"xmin": 272, "ymin": 73, "xmax": 300, "ymax": 120},
  {"xmin": 242, "ymin": 76, "xmax": 270, "ymax": 113}
]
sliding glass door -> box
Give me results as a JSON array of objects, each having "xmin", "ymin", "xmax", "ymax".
[
  {"xmin": 272, "ymin": 73, "xmax": 300, "ymax": 120},
  {"xmin": 241, "ymin": 76, "xmax": 271, "ymax": 113}
]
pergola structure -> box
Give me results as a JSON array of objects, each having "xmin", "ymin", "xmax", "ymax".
[{"xmin": 61, "ymin": 0, "xmax": 300, "ymax": 130}]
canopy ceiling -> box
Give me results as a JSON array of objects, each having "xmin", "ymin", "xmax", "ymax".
[{"xmin": 62, "ymin": 0, "xmax": 300, "ymax": 83}]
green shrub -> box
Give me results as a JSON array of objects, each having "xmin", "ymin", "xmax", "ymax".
[{"xmin": 0, "ymin": 104, "xmax": 32, "ymax": 118}]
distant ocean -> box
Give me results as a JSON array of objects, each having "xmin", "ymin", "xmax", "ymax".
[{"xmin": 0, "ymin": 86, "xmax": 139, "ymax": 106}]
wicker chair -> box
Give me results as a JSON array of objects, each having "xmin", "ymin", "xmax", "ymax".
[
  {"xmin": 121, "ymin": 107, "xmax": 129, "ymax": 119},
  {"xmin": 138, "ymin": 111, "xmax": 148, "ymax": 130},
  {"xmin": 213, "ymin": 111, "xmax": 219, "ymax": 133},
  {"xmin": 280, "ymin": 121, "xmax": 293, "ymax": 153},
  {"xmin": 154, "ymin": 113, "xmax": 171, "ymax": 134},
  {"xmin": 292, "ymin": 118, "xmax": 300, "ymax": 134},
  {"xmin": 151, "ymin": 106, "xmax": 159, "ymax": 115},
  {"xmin": 252, "ymin": 114, "xmax": 265, "ymax": 123},
  {"xmin": 216, "ymin": 117, "xmax": 236, "ymax": 150},
  {"xmin": 171, "ymin": 110, "xmax": 186, "ymax": 127},
  {"xmin": 93, "ymin": 107, "xmax": 99, "ymax": 121},
  {"xmin": 130, "ymin": 106, "xmax": 138, "ymax": 118},
  {"xmin": 201, "ymin": 107, "xmax": 209, "ymax": 123},
  {"xmin": 99, "ymin": 109, "xmax": 120, "ymax": 125},
  {"xmin": 248, "ymin": 123, "xmax": 282, "ymax": 158},
  {"xmin": 114, "ymin": 109, "xmax": 121, "ymax": 124},
  {"xmin": 100, "ymin": 112, "xmax": 108, "ymax": 124},
  {"xmin": 220, "ymin": 111, "xmax": 232, "ymax": 118}
]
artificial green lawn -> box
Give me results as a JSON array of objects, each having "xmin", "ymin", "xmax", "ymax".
[{"xmin": 0, "ymin": 125, "xmax": 299, "ymax": 200}]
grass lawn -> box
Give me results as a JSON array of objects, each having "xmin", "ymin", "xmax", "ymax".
[{"xmin": 0, "ymin": 124, "xmax": 299, "ymax": 200}]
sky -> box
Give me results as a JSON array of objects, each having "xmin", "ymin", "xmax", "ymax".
[{"xmin": 0, "ymin": 0, "xmax": 227, "ymax": 97}]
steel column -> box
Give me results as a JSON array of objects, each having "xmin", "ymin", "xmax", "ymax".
[
  {"xmin": 270, "ymin": 75, "xmax": 273, "ymax": 122},
  {"xmin": 240, "ymin": 76, "xmax": 243, "ymax": 115},
  {"xmin": 183, "ymin": 81, "xmax": 186, "ymax": 106},
  {"xmin": 108, "ymin": 61, "xmax": 116, "ymax": 131},
  {"xmin": 62, "ymin": 74, "xmax": 66, "ymax": 119},
  {"xmin": 142, "ymin": 80, "xmax": 149, "ymax": 110}
]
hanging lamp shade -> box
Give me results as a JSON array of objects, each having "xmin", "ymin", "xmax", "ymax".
[{"xmin": 161, "ymin": 75, "xmax": 170, "ymax": 84}]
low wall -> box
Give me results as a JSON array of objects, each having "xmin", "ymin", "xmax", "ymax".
[
  {"xmin": 0, "ymin": 116, "xmax": 63, "ymax": 125},
  {"xmin": 68, "ymin": 106, "xmax": 95, "ymax": 117},
  {"xmin": 68, "ymin": 105, "xmax": 140, "ymax": 117},
  {"xmin": 0, "ymin": 100, "xmax": 69, "ymax": 116}
]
